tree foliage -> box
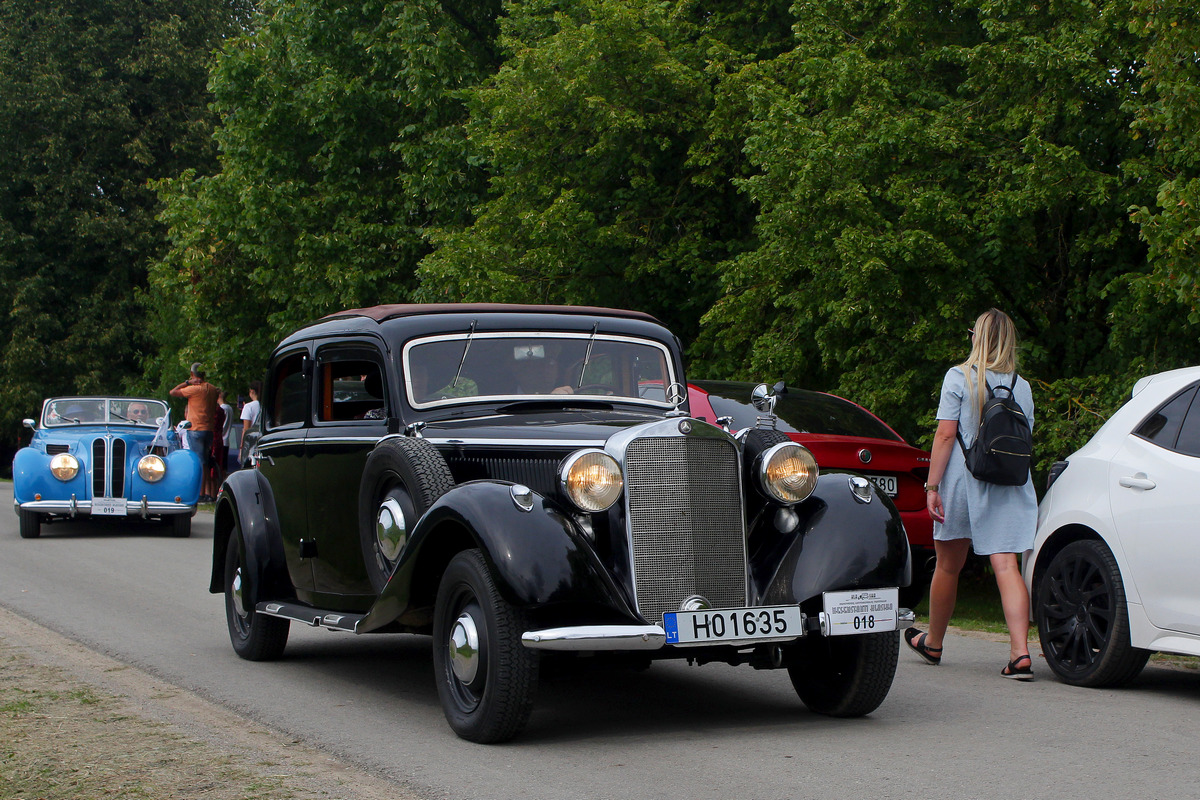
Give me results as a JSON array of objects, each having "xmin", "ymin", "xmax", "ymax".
[
  {"xmin": 149, "ymin": 0, "xmax": 502, "ymax": 395},
  {"xmin": 0, "ymin": 0, "xmax": 252, "ymax": 453}
]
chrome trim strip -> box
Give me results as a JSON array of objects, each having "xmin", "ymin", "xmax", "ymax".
[
  {"xmin": 19, "ymin": 500, "xmax": 194, "ymax": 514},
  {"xmin": 425, "ymin": 437, "xmax": 609, "ymax": 448},
  {"xmin": 521, "ymin": 625, "xmax": 666, "ymax": 651}
]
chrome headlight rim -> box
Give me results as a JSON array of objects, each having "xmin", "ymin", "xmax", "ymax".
[
  {"xmin": 559, "ymin": 449, "xmax": 624, "ymax": 513},
  {"xmin": 138, "ymin": 454, "xmax": 167, "ymax": 483},
  {"xmin": 757, "ymin": 442, "xmax": 819, "ymax": 505},
  {"xmin": 50, "ymin": 453, "xmax": 80, "ymax": 482}
]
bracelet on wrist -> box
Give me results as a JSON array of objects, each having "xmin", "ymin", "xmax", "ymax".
[{"xmin": 924, "ymin": 483, "xmax": 939, "ymax": 493}]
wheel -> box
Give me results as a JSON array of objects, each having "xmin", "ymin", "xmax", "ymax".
[
  {"xmin": 224, "ymin": 529, "xmax": 289, "ymax": 661},
  {"xmin": 1035, "ymin": 539, "xmax": 1150, "ymax": 687},
  {"xmin": 786, "ymin": 630, "xmax": 899, "ymax": 717},
  {"xmin": 432, "ymin": 549, "xmax": 539, "ymax": 743},
  {"xmin": 898, "ymin": 583, "xmax": 926, "ymax": 610},
  {"xmin": 169, "ymin": 513, "xmax": 191, "ymax": 538},
  {"xmin": 358, "ymin": 437, "xmax": 455, "ymax": 592},
  {"xmin": 18, "ymin": 508, "xmax": 41, "ymax": 539}
]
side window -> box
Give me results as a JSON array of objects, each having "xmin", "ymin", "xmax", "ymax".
[
  {"xmin": 1173, "ymin": 391, "xmax": 1200, "ymax": 457},
  {"xmin": 268, "ymin": 352, "xmax": 309, "ymax": 429},
  {"xmin": 315, "ymin": 346, "xmax": 386, "ymax": 422},
  {"xmin": 1134, "ymin": 386, "xmax": 1197, "ymax": 450}
]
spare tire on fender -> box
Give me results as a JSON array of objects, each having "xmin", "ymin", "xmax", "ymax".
[{"xmin": 359, "ymin": 436, "xmax": 456, "ymax": 592}]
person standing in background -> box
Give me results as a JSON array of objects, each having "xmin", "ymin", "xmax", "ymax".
[
  {"xmin": 170, "ymin": 362, "xmax": 220, "ymax": 502},
  {"xmin": 239, "ymin": 380, "xmax": 262, "ymax": 465},
  {"xmin": 217, "ymin": 389, "xmax": 234, "ymax": 476}
]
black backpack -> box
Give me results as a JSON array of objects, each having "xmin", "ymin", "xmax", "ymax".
[{"xmin": 956, "ymin": 372, "xmax": 1032, "ymax": 486}]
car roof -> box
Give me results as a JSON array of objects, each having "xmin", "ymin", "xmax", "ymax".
[
  {"xmin": 1131, "ymin": 365, "xmax": 1200, "ymax": 400},
  {"xmin": 323, "ymin": 303, "xmax": 662, "ymax": 325}
]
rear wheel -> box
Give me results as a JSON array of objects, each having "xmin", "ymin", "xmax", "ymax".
[
  {"xmin": 786, "ymin": 630, "xmax": 899, "ymax": 717},
  {"xmin": 224, "ymin": 529, "xmax": 289, "ymax": 661},
  {"xmin": 18, "ymin": 509, "xmax": 41, "ymax": 539},
  {"xmin": 433, "ymin": 549, "xmax": 538, "ymax": 743},
  {"xmin": 1036, "ymin": 539, "xmax": 1149, "ymax": 687}
]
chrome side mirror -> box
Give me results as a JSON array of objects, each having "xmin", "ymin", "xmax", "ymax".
[
  {"xmin": 22, "ymin": 418, "xmax": 36, "ymax": 430},
  {"xmin": 751, "ymin": 383, "xmax": 777, "ymax": 414}
]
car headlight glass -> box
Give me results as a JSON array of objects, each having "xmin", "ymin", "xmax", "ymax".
[
  {"xmin": 50, "ymin": 453, "xmax": 79, "ymax": 481},
  {"xmin": 758, "ymin": 443, "xmax": 819, "ymax": 504},
  {"xmin": 138, "ymin": 455, "xmax": 166, "ymax": 482},
  {"xmin": 560, "ymin": 450, "xmax": 623, "ymax": 512}
]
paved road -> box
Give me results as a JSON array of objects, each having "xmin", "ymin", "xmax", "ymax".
[{"xmin": 2, "ymin": 481, "xmax": 1198, "ymax": 800}]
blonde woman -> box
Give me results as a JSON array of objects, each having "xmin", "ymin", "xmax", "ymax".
[{"xmin": 904, "ymin": 309, "xmax": 1038, "ymax": 679}]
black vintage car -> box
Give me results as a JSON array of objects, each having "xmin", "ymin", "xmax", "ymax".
[{"xmin": 211, "ymin": 304, "xmax": 913, "ymax": 743}]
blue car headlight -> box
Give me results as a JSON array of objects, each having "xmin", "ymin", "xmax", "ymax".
[
  {"xmin": 50, "ymin": 453, "xmax": 79, "ymax": 481},
  {"xmin": 138, "ymin": 455, "xmax": 166, "ymax": 482}
]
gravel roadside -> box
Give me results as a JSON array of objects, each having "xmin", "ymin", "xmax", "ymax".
[{"xmin": 0, "ymin": 606, "xmax": 420, "ymax": 800}]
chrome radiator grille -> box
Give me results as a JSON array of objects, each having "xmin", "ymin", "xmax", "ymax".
[
  {"xmin": 624, "ymin": 435, "xmax": 746, "ymax": 625},
  {"xmin": 90, "ymin": 437, "xmax": 126, "ymax": 498}
]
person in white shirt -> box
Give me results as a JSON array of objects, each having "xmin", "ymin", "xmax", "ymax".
[{"xmin": 239, "ymin": 381, "xmax": 262, "ymax": 464}]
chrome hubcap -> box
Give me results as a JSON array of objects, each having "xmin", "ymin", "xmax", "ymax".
[
  {"xmin": 375, "ymin": 497, "xmax": 408, "ymax": 563},
  {"xmin": 231, "ymin": 565, "xmax": 247, "ymax": 618},
  {"xmin": 449, "ymin": 611, "xmax": 481, "ymax": 684}
]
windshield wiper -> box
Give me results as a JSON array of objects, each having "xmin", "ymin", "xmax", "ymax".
[
  {"xmin": 577, "ymin": 322, "xmax": 599, "ymax": 390},
  {"xmin": 452, "ymin": 319, "xmax": 477, "ymax": 390}
]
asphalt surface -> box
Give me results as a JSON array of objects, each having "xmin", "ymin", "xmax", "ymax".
[{"xmin": 3, "ymin": 481, "xmax": 1199, "ymax": 800}]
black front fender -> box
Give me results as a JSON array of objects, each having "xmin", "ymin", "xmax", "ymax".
[
  {"xmin": 209, "ymin": 469, "xmax": 293, "ymax": 609},
  {"xmin": 359, "ymin": 481, "xmax": 635, "ymax": 633},
  {"xmin": 751, "ymin": 471, "xmax": 912, "ymax": 606}
]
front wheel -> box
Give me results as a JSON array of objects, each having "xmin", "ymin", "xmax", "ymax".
[
  {"xmin": 786, "ymin": 630, "xmax": 899, "ymax": 717},
  {"xmin": 18, "ymin": 509, "xmax": 41, "ymax": 539},
  {"xmin": 1035, "ymin": 539, "xmax": 1149, "ymax": 687},
  {"xmin": 224, "ymin": 530, "xmax": 289, "ymax": 661},
  {"xmin": 432, "ymin": 549, "xmax": 538, "ymax": 743},
  {"xmin": 169, "ymin": 513, "xmax": 191, "ymax": 538}
]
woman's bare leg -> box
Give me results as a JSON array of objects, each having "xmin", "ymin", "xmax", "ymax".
[
  {"xmin": 990, "ymin": 552, "xmax": 1030, "ymax": 662},
  {"xmin": 925, "ymin": 538, "xmax": 971, "ymax": 650}
]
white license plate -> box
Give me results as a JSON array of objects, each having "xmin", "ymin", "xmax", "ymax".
[
  {"xmin": 92, "ymin": 497, "xmax": 128, "ymax": 516},
  {"xmin": 664, "ymin": 605, "xmax": 803, "ymax": 646},
  {"xmin": 821, "ymin": 588, "xmax": 899, "ymax": 636},
  {"xmin": 865, "ymin": 474, "xmax": 898, "ymax": 496}
]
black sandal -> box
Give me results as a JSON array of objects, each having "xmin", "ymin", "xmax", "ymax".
[
  {"xmin": 1001, "ymin": 654, "xmax": 1034, "ymax": 681},
  {"xmin": 904, "ymin": 627, "xmax": 942, "ymax": 665}
]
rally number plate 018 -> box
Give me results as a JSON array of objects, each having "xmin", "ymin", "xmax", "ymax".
[
  {"xmin": 663, "ymin": 605, "xmax": 803, "ymax": 647},
  {"xmin": 821, "ymin": 588, "xmax": 899, "ymax": 636}
]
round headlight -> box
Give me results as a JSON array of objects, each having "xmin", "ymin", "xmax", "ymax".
[
  {"xmin": 560, "ymin": 450, "xmax": 623, "ymax": 513},
  {"xmin": 138, "ymin": 455, "xmax": 167, "ymax": 482},
  {"xmin": 758, "ymin": 443, "xmax": 819, "ymax": 504},
  {"xmin": 50, "ymin": 453, "xmax": 79, "ymax": 481}
]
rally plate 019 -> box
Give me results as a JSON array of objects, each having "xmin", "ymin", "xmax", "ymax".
[{"xmin": 663, "ymin": 605, "xmax": 803, "ymax": 647}]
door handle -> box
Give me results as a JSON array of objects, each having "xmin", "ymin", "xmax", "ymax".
[{"xmin": 1118, "ymin": 475, "xmax": 1156, "ymax": 490}]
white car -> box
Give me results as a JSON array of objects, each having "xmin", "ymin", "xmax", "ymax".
[{"xmin": 1024, "ymin": 365, "xmax": 1200, "ymax": 686}]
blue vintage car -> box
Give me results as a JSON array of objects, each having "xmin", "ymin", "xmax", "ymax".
[{"xmin": 13, "ymin": 396, "xmax": 201, "ymax": 538}]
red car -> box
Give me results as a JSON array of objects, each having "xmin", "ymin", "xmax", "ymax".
[{"xmin": 689, "ymin": 381, "xmax": 933, "ymax": 606}]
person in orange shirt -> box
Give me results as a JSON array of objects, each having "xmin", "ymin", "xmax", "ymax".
[{"xmin": 170, "ymin": 362, "xmax": 221, "ymax": 502}]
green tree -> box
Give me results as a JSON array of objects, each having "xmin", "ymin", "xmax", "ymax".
[
  {"xmin": 417, "ymin": 0, "xmax": 797, "ymax": 347},
  {"xmin": 0, "ymin": 0, "xmax": 252, "ymax": 457},
  {"xmin": 151, "ymin": 0, "xmax": 501, "ymax": 393},
  {"xmin": 700, "ymin": 0, "xmax": 1152, "ymax": 462}
]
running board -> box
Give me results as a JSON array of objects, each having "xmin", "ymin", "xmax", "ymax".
[{"xmin": 257, "ymin": 601, "xmax": 365, "ymax": 633}]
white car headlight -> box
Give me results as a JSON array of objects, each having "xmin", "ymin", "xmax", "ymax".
[
  {"xmin": 138, "ymin": 455, "xmax": 166, "ymax": 482},
  {"xmin": 560, "ymin": 450, "xmax": 623, "ymax": 512},
  {"xmin": 50, "ymin": 453, "xmax": 79, "ymax": 481},
  {"xmin": 758, "ymin": 442, "xmax": 819, "ymax": 504}
]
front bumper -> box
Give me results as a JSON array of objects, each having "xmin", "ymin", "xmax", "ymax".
[
  {"xmin": 521, "ymin": 607, "xmax": 917, "ymax": 651},
  {"xmin": 16, "ymin": 498, "xmax": 196, "ymax": 518}
]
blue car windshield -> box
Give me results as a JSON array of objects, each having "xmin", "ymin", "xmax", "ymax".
[{"xmin": 42, "ymin": 398, "xmax": 168, "ymax": 427}]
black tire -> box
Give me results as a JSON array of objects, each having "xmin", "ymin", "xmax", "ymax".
[
  {"xmin": 169, "ymin": 513, "xmax": 192, "ymax": 538},
  {"xmin": 786, "ymin": 630, "xmax": 899, "ymax": 717},
  {"xmin": 1036, "ymin": 539, "xmax": 1150, "ymax": 687},
  {"xmin": 359, "ymin": 437, "xmax": 455, "ymax": 592},
  {"xmin": 432, "ymin": 549, "xmax": 539, "ymax": 743},
  {"xmin": 18, "ymin": 509, "xmax": 41, "ymax": 539},
  {"xmin": 224, "ymin": 529, "xmax": 289, "ymax": 661},
  {"xmin": 898, "ymin": 583, "xmax": 926, "ymax": 611}
]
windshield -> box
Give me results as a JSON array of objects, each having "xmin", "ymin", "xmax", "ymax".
[
  {"xmin": 695, "ymin": 382, "xmax": 903, "ymax": 441},
  {"xmin": 404, "ymin": 333, "xmax": 676, "ymax": 409},
  {"xmin": 42, "ymin": 397, "xmax": 169, "ymax": 428}
]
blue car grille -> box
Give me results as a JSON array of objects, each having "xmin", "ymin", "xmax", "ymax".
[
  {"xmin": 623, "ymin": 435, "xmax": 747, "ymax": 625},
  {"xmin": 91, "ymin": 437, "xmax": 127, "ymax": 498}
]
